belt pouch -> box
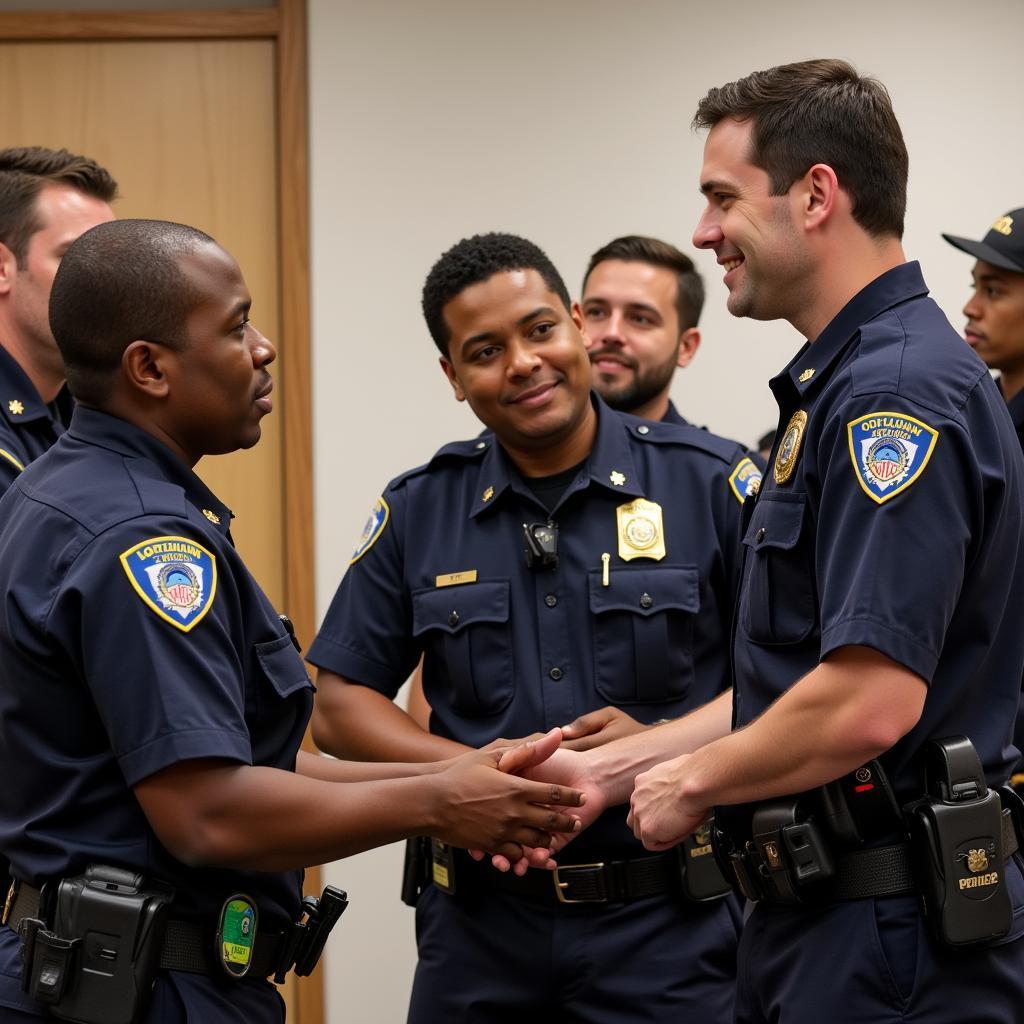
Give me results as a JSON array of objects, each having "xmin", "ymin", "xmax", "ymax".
[{"xmin": 677, "ymin": 820, "xmax": 733, "ymax": 901}]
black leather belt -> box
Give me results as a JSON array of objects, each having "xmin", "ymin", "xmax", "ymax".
[
  {"xmin": 4, "ymin": 881, "xmax": 284, "ymax": 978},
  {"xmin": 455, "ymin": 849, "xmax": 680, "ymax": 905}
]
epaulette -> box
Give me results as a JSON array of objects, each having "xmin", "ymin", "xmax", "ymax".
[
  {"xmin": 388, "ymin": 434, "xmax": 493, "ymax": 491},
  {"xmin": 620, "ymin": 414, "xmax": 746, "ymax": 466}
]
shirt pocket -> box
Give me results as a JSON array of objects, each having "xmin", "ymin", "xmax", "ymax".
[
  {"xmin": 739, "ymin": 492, "xmax": 817, "ymax": 645},
  {"xmin": 412, "ymin": 580, "xmax": 513, "ymax": 717},
  {"xmin": 253, "ymin": 634, "xmax": 315, "ymax": 765},
  {"xmin": 588, "ymin": 565, "xmax": 699, "ymax": 705}
]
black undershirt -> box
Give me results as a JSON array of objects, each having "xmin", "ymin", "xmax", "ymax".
[{"xmin": 521, "ymin": 458, "xmax": 587, "ymax": 513}]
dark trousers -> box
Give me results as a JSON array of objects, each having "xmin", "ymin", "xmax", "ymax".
[
  {"xmin": 408, "ymin": 881, "xmax": 742, "ymax": 1023},
  {"xmin": 735, "ymin": 855, "xmax": 1024, "ymax": 1023}
]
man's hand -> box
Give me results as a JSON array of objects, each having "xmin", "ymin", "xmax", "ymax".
[
  {"xmin": 430, "ymin": 729, "xmax": 585, "ymax": 863},
  {"xmin": 479, "ymin": 731, "xmax": 547, "ymax": 753},
  {"xmin": 627, "ymin": 753, "xmax": 708, "ymax": 851},
  {"xmin": 559, "ymin": 706, "xmax": 649, "ymax": 751}
]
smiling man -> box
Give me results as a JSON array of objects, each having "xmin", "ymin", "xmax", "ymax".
[
  {"xmin": 579, "ymin": 235, "xmax": 703, "ymax": 424},
  {"xmin": 0, "ymin": 220, "xmax": 584, "ymax": 1024},
  {"xmin": 524, "ymin": 58, "xmax": 1024, "ymax": 1024},
  {"xmin": 308, "ymin": 232, "xmax": 760, "ymax": 1023}
]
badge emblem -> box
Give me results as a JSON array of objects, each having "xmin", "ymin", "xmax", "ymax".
[
  {"xmin": 773, "ymin": 411, "xmax": 806, "ymax": 485},
  {"xmin": 7, "ymin": 400, "xmax": 24, "ymax": 416},
  {"xmin": 609, "ymin": 471, "xmax": 626, "ymax": 487},
  {"xmin": 728, "ymin": 457, "xmax": 763, "ymax": 503},
  {"xmin": 217, "ymin": 894, "xmax": 258, "ymax": 979},
  {"xmin": 119, "ymin": 535, "xmax": 217, "ymax": 633},
  {"xmin": 616, "ymin": 498, "xmax": 666, "ymax": 562},
  {"xmin": 967, "ymin": 848, "xmax": 989, "ymax": 873},
  {"xmin": 202, "ymin": 508, "xmax": 221, "ymax": 525},
  {"xmin": 350, "ymin": 496, "xmax": 390, "ymax": 563},
  {"xmin": 798, "ymin": 368, "xmax": 815, "ymax": 383},
  {"xmin": 482, "ymin": 486, "xmax": 494, "ymax": 502},
  {"xmin": 847, "ymin": 411, "xmax": 939, "ymax": 504}
]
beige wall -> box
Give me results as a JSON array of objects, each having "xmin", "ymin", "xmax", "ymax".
[{"xmin": 309, "ymin": 1, "xmax": 1024, "ymax": 1019}]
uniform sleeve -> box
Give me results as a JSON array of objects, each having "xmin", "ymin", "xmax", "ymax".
[
  {"xmin": 307, "ymin": 483, "xmax": 419, "ymax": 697},
  {"xmin": 814, "ymin": 395, "xmax": 978, "ymax": 681},
  {"xmin": 0, "ymin": 448, "xmax": 24, "ymax": 496},
  {"xmin": 49, "ymin": 519, "xmax": 254, "ymax": 786}
]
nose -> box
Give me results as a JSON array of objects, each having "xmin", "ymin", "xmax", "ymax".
[
  {"xmin": 692, "ymin": 205, "xmax": 722, "ymax": 250},
  {"xmin": 963, "ymin": 288, "xmax": 982, "ymax": 323},
  {"xmin": 250, "ymin": 325, "xmax": 277, "ymax": 367},
  {"xmin": 591, "ymin": 310, "xmax": 626, "ymax": 348},
  {"xmin": 506, "ymin": 337, "xmax": 542, "ymax": 378}
]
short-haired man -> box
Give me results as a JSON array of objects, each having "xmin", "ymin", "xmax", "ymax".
[
  {"xmin": 0, "ymin": 146, "xmax": 116, "ymax": 492},
  {"xmin": 529, "ymin": 59, "xmax": 1024, "ymax": 1021},
  {"xmin": 579, "ymin": 235, "xmax": 703, "ymax": 425},
  {"xmin": 0, "ymin": 220, "xmax": 584, "ymax": 1023},
  {"xmin": 308, "ymin": 232, "xmax": 760, "ymax": 1022}
]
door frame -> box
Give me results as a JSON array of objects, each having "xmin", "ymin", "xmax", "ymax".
[{"xmin": 0, "ymin": 4, "xmax": 322, "ymax": 1022}]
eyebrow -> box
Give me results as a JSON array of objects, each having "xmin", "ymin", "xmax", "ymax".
[
  {"xmin": 230, "ymin": 300, "xmax": 252, "ymax": 320},
  {"xmin": 700, "ymin": 179, "xmax": 728, "ymax": 195},
  {"xmin": 582, "ymin": 297, "xmax": 661, "ymax": 319},
  {"xmin": 459, "ymin": 305, "xmax": 559, "ymax": 355}
]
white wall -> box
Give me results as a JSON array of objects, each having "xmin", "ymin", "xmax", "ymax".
[{"xmin": 309, "ymin": 2, "xmax": 1024, "ymax": 1019}]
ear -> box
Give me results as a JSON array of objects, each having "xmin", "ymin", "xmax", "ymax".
[
  {"xmin": 571, "ymin": 301, "xmax": 593, "ymax": 348},
  {"xmin": 0, "ymin": 241, "xmax": 17, "ymax": 297},
  {"xmin": 801, "ymin": 163, "xmax": 840, "ymax": 230},
  {"xmin": 676, "ymin": 327, "xmax": 701, "ymax": 368},
  {"xmin": 439, "ymin": 356, "xmax": 466, "ymax": 402},
  {"xmin": 122, "ymin": 340, "xmax": 172, "ymax": 399}
]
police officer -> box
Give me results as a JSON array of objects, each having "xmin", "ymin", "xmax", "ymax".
[
  {"xmin": 0, "ymin": 146, "xmax": 116, "ymax": 495},
  {"xmin": 547, "ymin": 58, "xmax": 1024, "ymax": 1023},
  {"xmin": 308, "ymin": 232, "xmax": 761, "ymax": 1022},
  {"xmin": 943, "ymin": 209, "xmax": 1024, "ymax": 794},
  {"xmin": 0, "ymin": 219, "xmax": 585, "ymax": 1023},
  {"xmin": 578, "ymin": 234, "xmax": 703, "ymax": 426}
]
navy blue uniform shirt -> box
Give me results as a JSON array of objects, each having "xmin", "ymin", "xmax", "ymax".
[
  {"xmin": 0, "ymin": 408, "xmax": 310, "ymax": 938},
  {"xmin": 661, "ymin": 399, "xmax": 688, "ymax": 426},
  {"xmin": 730, "ymin": 262, "xmax": 1024, "ymax": 829},
  {"xmin": 0, "ymin": 343, "xmax": 72, "ymax": 495},
  {"xmin": 310, "ymin": 395, "xmax": 760, "ymax": 858},
  {"xmin": 1001, "ymin": 381, "xmax": 1024, "ymax": 452}
]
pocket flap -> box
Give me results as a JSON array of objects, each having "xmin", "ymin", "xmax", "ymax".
[
  {"xmin": 412, "ymin": 579, "xmax": 510, "ymax": 636},
  {"xmin": 588, "ymin": 565, "xmax": 699, "ymax": 618},
  {"xmin": 255, "ymin": 635, "xmax": 313, "ymax": 698},
  {"xmin": 742, "ymin": 495, "xmax": 806, "ymax": 552}
]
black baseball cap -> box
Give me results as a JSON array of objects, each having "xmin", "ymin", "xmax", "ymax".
[{"xmin": 942, "ymin": 209, "xmax": 1024, "ymax": 273}]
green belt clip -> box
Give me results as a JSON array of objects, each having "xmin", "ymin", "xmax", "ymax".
[{"xmin": 216, "ymin": 894, "xmax": 258, "ymax": 979}]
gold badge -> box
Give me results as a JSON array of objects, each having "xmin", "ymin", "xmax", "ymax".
[
  {"xmin": 798, "ymin": 368, "xmax": 815, "ymax": 383},
  {"xmin": 8, "ymin": 399, "xmax": 24, "ymax": 416},
  {"xmin": 436, "ymin": 569, "xmax": 477, "ymax": 588},
  {"xmin": 993, "ymin": 215, "xmax": 1013, "ymax": 236},
  {"xmin": 202, "ymin": 509, "xmax": 221, "ymax": 525},
  {"xmin": 616, "ymin": 498, "xmax": 665, "ymax": 562},
  {"xmin": 967, "ymin": 848, "xmax": 989, "ymax": 873},
  {"xmin": 609, "ymin": 470, "xmax": 626, "ymax": 487},
  {"xmin": 773, "ymin": 410, "xmax": 807, "ymax": 485},
  {"xmin": 482, "ymin": 486, "xmax": 494, "ymax": 502}
]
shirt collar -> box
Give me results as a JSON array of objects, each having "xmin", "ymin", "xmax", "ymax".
[
  {"xmin": 0, "ymin": 343, "xmax": 49, "ymax": 425},
  {"xmin": 1002, "ymin": 381, "xmax": 1024, "ymax": 431},
  {"xmin": 66, "ymin": 406, "xmax": 234, "ymax": 535},
  {"xmin": 769, "ymin": 262, "xmax": 930, "ymax": 408},
  {"xmin": 469, "ymin": 393, "xmax": 643, "ymax": 518}
]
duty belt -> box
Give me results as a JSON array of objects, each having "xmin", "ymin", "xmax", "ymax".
[
  {"xmin": 456, "ymin": 849, "xmax": 680, "ymax": 905},
  {"xmin": 4, "ymin": 881, "xmax": 284, "ymax": 978},
  {"xmin": 715, "ymin": 807, "xmax": 1019, "ymax": 904}
]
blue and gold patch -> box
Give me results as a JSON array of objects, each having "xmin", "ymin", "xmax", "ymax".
[
  {"xmin": 350, "ymin": 496, "xmax": 390, "ymax": 564},
  {"xmin": 728, "ymin": 457, "xmax": 762, "ymax": 503},
  {"xmin": 119, "ymin": 535, "xmax": 217, "ymax": 632},
  {"xmin": 847, "ymin": 411, "xmax": 939, "ymax": 504}
]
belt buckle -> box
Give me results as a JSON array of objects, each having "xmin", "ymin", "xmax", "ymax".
[{"xmin": 553, "ymin": 862, "xmax": 606, "ymax": 904}]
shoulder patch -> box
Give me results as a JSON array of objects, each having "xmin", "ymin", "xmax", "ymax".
[
  {"xmin": 350, "ymin": 496, "xmax": 390, "ymax": 564},
  {"xmin": 728, "ymin": 457, "xmax": 762, "ymax": 503},
  {"xmin": 0, "ymin": 448, "xmax": 24, "ymax": 472},
  {"xmin": 847, "ymin": 411, "xmax": 938, "ymax": 504},
  {"xmin": 119, "ymin": 535, "xmax": 217, "ymax": 632}
]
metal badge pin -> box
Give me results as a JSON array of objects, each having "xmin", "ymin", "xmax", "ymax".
[{"xmin": 601, "ymin": 552, "xmax": 610, "ymax": 587}]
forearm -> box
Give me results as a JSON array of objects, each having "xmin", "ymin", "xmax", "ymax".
[
  {"xmin": 677, "ymin": 651, "xmax": 925, "ymax": 811},
  {"xmin": 311, "ymin": 671, "xmax": 467, "ymax": 762},
  {"xmin": 588, "ymin": 690, "xmax": 734, "ymax": 804},
  {"xmin": 296, "ymin": 749, "xmax": 447, "ymax": 783}
]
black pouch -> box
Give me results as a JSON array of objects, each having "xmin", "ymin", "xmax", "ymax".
[
  {"xmin": 400, "ymin": 837, "xmax": 431, "ymax": 908},
  {"xmin": 677, "ymin": 819, "xmax": 733, "ymax": 901},
  {"xmin": 905, "ymin": 737, "xmax": 1012, "ymax": 948},
  {"xmin": 21, "ymin": 864, "xmax": 173, "ymax": 1024}
]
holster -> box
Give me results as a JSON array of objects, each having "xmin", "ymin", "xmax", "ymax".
[
  {"xmin": 400, "ymin": 837, "xmax": 431, "ymax": 907},
  {"xmin": 20, "ymin": 864, "xmax": 173, "ymax": 1024}
]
